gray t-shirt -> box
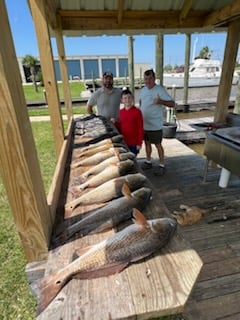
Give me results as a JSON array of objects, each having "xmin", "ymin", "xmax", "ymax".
[
  {"xmin": 140, "ymin": 84, "xmax": 173, "ymax": 130},
  {"xmin": 87, "ymin": 87, "xmax": 122, "ymax": 120}
]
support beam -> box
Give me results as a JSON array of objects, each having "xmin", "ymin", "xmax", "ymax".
[
  {"xmin": 214, "ymin": 19, "xmax": 240, "ymax": 123},
  {"xmin": 28, "ymin": 0, "xmax": 65, "ymax": 158},
  {"xmin": 155, "ymin": 33, "xmax": 164, "ymax": 86},
  {"xmin": 0, "ymin": 1, "xmax": 51, "ymax": 262},
  {"xmin": 183, "ymin": 33, "xmax": 191, "ymax": 105},
  {"xmin": 128, "ymin": 36, "xmax": 135, "ymax": 95},
  {"xmin": 179, "ymin": 0, "xmax": 192, "ymax": 23},
  {"xmin": 55, "ymin": 16, "xmax": 73, "ymax": 122}
]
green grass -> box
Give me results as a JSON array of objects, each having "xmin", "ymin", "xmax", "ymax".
[
  {"xmin": 24, "ymin": 81, "xmax": 88, "ymax": 117},
  {"xmin": 0, "ymin": 121, "xmax": 56, "ymax": 319},
  {"xmin": 0, "ymin": 120, "xmax": 184, "ymax": 320},
  {"xmin": 23, "ymin": 81, "xmax": 86, "ymax": 102},
  {"xmin": 27, "ymin": 105, "xmax": 87, "ymax": 117}
]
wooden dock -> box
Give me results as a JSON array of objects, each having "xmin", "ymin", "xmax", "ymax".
[
  {"xmin": 175, "ymin": 116, "xmax": 213, "ymax": 143},
  {"xmin": 34, "ymin": 118, "xmax": 203, "ymax": 320},
  {"xmin": 30, "ymin": 115, "xmax": 240, "ymax": 319},
  {"xmin": 138, "ymin": 138, "xmax": 240, "ymax": 319}
]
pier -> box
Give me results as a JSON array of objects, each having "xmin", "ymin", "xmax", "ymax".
[{"xmin": 137, "ymin": 138, "xmax": 240, "ymax": 319}]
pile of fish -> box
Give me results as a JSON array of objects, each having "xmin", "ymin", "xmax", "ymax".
[
  {"xmin": 56, "ymin": 114, "xmax": 177, "ymax": 244},
  {"xmin": 34, "ymin": 116, "xmax": 177, "ymax": 315}
]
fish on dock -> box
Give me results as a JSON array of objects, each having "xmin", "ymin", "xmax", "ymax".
[
  {"xmin": 79, "ymin": 152, "xmax": 136, "ymax": 179},
  {"xmin": 74, "ymin": 142, "xmax": 127, "ymax": 159},
  {"xmin": 77, "ymin": 134, "xmax": 123, "ymax": 152},
  {"xmin": 65, "ymin": 173, "xmax": 147, "ymax": 215},
  {"xmin": 32, "ymin": 209, "xmax": 177, "ymax": 315},
  {"xmin": 71, "ymin": 147, "xmax": 127, "ymax": 168},
  {"xmin": 55, "ymin": 184, "xmax": 152, "ymax": 241},
  {"xmin": 72, "ymin": 159, "xmax": 135, "ymax": 191}
]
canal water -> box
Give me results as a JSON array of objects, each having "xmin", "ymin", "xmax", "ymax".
[{"xmin": 133, "ymin": 84, "xmax": 238, "ymax": 105}]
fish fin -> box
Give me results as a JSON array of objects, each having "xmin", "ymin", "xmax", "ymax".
[
  {"xmin": 114, "ymin": 148, "xmax": 120, "ymax": 159},
  {"xmin": 73, "ymin": 245, "xmax": 95, "ymax": 259},
  {"xmin": 132, "ymin": 208, "xmax": 149, "ymax": 228},
  {"xmin": 31, "ymin": 272, "xmax": 68, "ymax": 315},
  {"xmin": 121, "ymin": 183, "xmax": 132, "ymax": 199},
  {"xmin": 69, "ymin": 185, "xmax": 81, "ymax": 194},
  {"xmin": 73, "ymin": 262, "xmax": 128, "ymax": 279}
]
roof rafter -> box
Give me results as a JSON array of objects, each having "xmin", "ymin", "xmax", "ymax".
[
  {"xmin": 58, "ymin": 10, "xmax": 208, "ymax": 31},
  {"xmin": 203, "ymin": 0, "xmax": 240, "ymax": 26}
]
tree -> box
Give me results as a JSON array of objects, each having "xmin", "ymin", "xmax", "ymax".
[
  {"xmin": 22, "ymin": 54, "xmax": 39, "ymax": 92},
  {"xmin": 164, "ymin": 64, "xmax": 173, "ymax": 72},
  {"xmin": 195, "ymin": 46, "xmax": 211, "ymax": 60}
]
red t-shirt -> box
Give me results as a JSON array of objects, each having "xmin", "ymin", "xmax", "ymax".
[{"xmin": 118, "ymin": 106, "xmax": 144, "ymax": 147}]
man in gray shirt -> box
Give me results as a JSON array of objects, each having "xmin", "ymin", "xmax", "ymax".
[{"xmin": 87, "ymin": 72, "xmax": 122, "ymax": 122}]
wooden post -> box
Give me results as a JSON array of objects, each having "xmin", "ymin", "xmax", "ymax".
[
  {"xmin": 28, "ymin": 0, "xmax": 65, "ymax": 158},
  {"xmin": 214, "ymin": 20, "xmax": 240, "ymax": 123},
  {"xmin": 233, "ymin": 75, "xmax": 240, "ymax": 114},
  {"xmin": 128, "ymin": 36, "xmax": 135, "ymax": 95},
  {"xmin": 155, "ymin": 33, "xmax": 164, "ymax": 86},
  {"xmin": 183, "ymin": 33, "xmax": 191, "ymax": 105},
  {"xmin": 55, "ymin": 17, "xmax": 73, "ymax": 122},
  {"xmin": 0, "ymin": 1, "xmax": 51, "ymax": 262}
]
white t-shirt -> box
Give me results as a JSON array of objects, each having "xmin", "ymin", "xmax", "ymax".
[{"xmin": 140, "ymin": 84, "xmax": 173, "ymax": 130}]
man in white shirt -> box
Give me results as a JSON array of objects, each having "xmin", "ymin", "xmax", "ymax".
[{"xmin": 139, "ymin": 69, "xmax": 175, "ymax": 174}]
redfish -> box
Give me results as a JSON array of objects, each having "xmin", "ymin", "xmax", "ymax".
[
  {"xmin": 55, "ymin": 184, "xmax": 152, "ymax": 241},
  {"xmin": 75, "ymin": 142, "xmax": 127, "ymax": 159},
  {"xmin": 32, "ymin": 209, "xmax": 177, "ymax": 315},
  {"xmin": 71, "ymin": 147, "xmax": 127, "ymax": 168},
  {"xmin": 77, "ymin": 134, "xmax": 123, "ymax": 152},
  {"xmin": 80, "ymin": 152, "xmax": 135, "ymax": 179},
  {"xmin": 65, "ymin": 173, "xmax": 147, "ymax": 215},
  {"xmin": 72, "ymin": 159, "xmax": 135, "ymax": 191}
]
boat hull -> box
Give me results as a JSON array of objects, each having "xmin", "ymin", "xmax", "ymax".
[{"xmin": 163, "ymin": 74, "xmax": 239, "ymax": 88}]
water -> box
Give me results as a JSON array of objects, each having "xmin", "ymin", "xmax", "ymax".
[{"xmin": 133, "ymin": 84, "xmax": 238, "ymax": 105}]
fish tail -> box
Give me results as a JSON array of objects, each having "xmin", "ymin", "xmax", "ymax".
[{"xmin": 31, "ymin": 272, "xmax": 68, "ymax": 315}]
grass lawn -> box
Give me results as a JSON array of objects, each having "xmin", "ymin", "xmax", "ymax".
[
  {"xmin": 24, "ymin": 81, "xmax": 88, "ymax": 117},
  {"xmin": 23, "ymin": 81, "xmax": 86, "ymax": 102}
]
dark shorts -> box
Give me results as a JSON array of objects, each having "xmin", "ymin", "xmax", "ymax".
[{"xmin": 144, "ymin": 130, "xmax": 163, "ymax": 144}]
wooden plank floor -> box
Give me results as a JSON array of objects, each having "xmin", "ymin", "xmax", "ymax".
[
  {"xmin": 175, "ymin": 116, "xmax": 214, "ymax": 143},
  {"xmin": 137, "ymin": 137, "xmax": 240, "ymax": 320}
]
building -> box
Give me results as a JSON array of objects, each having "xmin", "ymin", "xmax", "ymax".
[{"xmin": 18, "ymin": 55, "xmax": 150, "ymax": 83}]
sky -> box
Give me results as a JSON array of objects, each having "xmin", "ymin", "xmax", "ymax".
[{"xmin": 5, "ymin": 0, "xmax": 240, "ymax": 68}]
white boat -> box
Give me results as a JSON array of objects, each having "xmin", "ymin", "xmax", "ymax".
[{"xmin": 163, "ymin": 58, "xmax": 239, "ymax": 88}]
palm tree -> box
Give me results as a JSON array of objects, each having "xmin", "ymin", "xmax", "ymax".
[
  {"xmin": 22, "ymin": 54, "xmax": 39, "ymax": 92},
  {"xmin": 198, "ymin": 46, "xmax": 212, "ymax": 59}
]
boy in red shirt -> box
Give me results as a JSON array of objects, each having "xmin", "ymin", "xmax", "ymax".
[{"xmin": 117, "ymin": 89, "xmax": 144, "ymax": 156}]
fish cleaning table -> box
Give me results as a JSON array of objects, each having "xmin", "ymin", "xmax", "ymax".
[{"xmin": 34, "ymin": 115, "xmax": 202, "ymax": 320}]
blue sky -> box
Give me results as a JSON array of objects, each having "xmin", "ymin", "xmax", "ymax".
[{"xmin": 6, "ymin": 0, "xmax": 239, "ymax": 68}]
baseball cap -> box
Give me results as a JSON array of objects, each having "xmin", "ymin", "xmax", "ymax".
[{"xmin": 103, "ymin": 71, "xmax": 113, "ymax": 78}]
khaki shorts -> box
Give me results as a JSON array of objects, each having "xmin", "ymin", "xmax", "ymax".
[{"xmin": 144, "ymin": 130, "xmax": 163, "ymax": 144}]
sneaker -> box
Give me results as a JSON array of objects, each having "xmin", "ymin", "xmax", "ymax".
[{"xmin": 141, "ymin": 161, "xmax": 152, "ymax": 170}]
